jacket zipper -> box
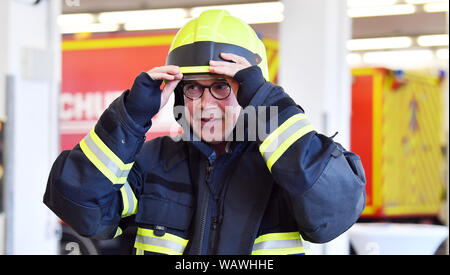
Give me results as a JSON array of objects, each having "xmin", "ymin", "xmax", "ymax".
[
  {"xmin": 206, "ymin": 161, "xmax": 219, "ymax": 254},
  {"xmin": 197, "ymin": 159, "xmax": 215, "ymax": 254},
  {"xmin": 206, "ymin": 156, "xmax": 226, "ymax": 254},
  {"xmin": 197, "ymin": 185, "xmax": 209, "ymax": 254},
  {"xmin": 209, "ymin": 215, "xmax": 220, "ymax": 254}
]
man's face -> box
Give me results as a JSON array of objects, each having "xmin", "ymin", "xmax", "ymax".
[{"xmin": 183, "ymin": 75, "xmax": 241, "ymax": 143}]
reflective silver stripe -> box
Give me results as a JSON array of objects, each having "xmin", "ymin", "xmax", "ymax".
[
  {"xmin": 135, "ymin": 234, "xmax": 185, "ymax": 254},
  {"xmin": 252, "ymin": 238, "xmax": 304, "ymax": 251},
  {"xmin": 121, "ymin": 181, "xmax": 137, "ymax": 217},
  {"xmin": 303, "ymin": 239, "xmax": 310, "ymax": 251},
  {"xmin": 262, "ymin": 118, "xmax": 311, "ymax": 161},
  {"xmin": 83, "ymin": 132, "xmax": 132, "ymax": 179}
]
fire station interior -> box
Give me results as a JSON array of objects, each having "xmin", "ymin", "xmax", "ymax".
[{"xmin": 0, "ymin": 0, "xmax": 448, "ymax": 255}]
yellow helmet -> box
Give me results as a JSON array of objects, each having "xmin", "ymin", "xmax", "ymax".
[{"xmin": 166, "ymin": 9, "xmax": 269, "ymax": 80}]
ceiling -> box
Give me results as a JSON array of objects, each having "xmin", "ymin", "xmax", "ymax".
[
  {"xmin": 353, "ymin": 12, "xmax": 447, "ymax": 38},
  {"xmin": 61, "ymin": 0, "xmax": 448, "ymax": 40},
  {"xmin": 62, "ymin": 0, "xmax": 278, "ymax": 13}
]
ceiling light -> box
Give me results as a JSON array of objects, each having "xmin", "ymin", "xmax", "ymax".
[
  {"xmin": 436, "ymin": 48, "xmax": 449, "ymax": 60},
  {"xmin": 98, "ymin": 9, "xmax": 187, "ymax": 24},
  {"xmin": 60, "ymin": 23, "xmax": 120, "ymax": 34},
  {"xmin": 346, "ymin": 53, "xmax": 362, "ymax": 65},
  {"xmin": 234, "ymin": 13, "xmax": 284, "ymax": 24},
  {"xmin": 417, "ymin": 34, "xmax": 449, "ymax": 47},
  {"xmin": 362, "ymin": 49, "xmax": 434, "ymax": 65},
  {"xmin": 405, "ymin": 0, "xmax": 447, "ymax": 4},
  {"xmin": 124, "ymin": 18, "xmax": 191, "ymax": 31},
  {"xmin": 191, "ymin": 2, "xmax": 284, "ymax": 17},
  {"xmin": 348, "ymin": 4, "xmax": 416, "ymax": 17},
  {"xmin": 191, "ymin": 2, "xmax": 284, "ymax": 24},
  {"xmin": 347, "ymin": 36, "xmax": 413, "ymax": 51},
  {"xmin": 423, "ymin": 2, "xmax": 449, "ymax": 12},
  {"xmin": 347, "ymin": 0, "xmax": 398, "ymax": 8},
  {"xmin": 58, "ymin": 13, "xmax": 95, "ymax": 26}
]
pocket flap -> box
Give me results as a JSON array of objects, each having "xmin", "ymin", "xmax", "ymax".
[{"xmin": 135, "ymin": 195, "xmax": 193, "ymax": 231}]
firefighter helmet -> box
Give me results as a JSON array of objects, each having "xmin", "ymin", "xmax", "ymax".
[{"xmin": 166, "ymin": 9, "xmax": 269, "ymax": 80}]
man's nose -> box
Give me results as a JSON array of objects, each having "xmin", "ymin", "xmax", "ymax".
[{"xmin": 201, "ymin": 87, "xmax": 217, "ymax": 107}]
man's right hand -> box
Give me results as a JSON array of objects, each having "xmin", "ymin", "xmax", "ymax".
[
  {"xmin": 146, "ymin": 65, "xmax": 183, "ymax": 111},
  {"xmin": 126, "ymin": 66, "xmax": 183, "ymax": 127}
]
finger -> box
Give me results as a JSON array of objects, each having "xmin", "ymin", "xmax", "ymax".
[
  {"xmin": 210, "ymin": 58, "xmax": 247, "ymax": 69},
  {"xmin": 210, "ymin": 60, "xmax": 246, "ymax": 70},
  {"xmin": 149, "ymin": 65, "xmax": 180, "ymax": 75},
  {"xmin": 212, "ymin": 56, "xmax": 251, "ymax": 73},
  {"xmin": 160, "ymin": 78, "xmax": 181, "ymax": 109},
  {"xmin": 209, "ymin": 60, "xmax": 234, "ymax": 67},
  {"xmin": 220, "ymin": 53, "xmax": 251, "ymax": 65},
  {"xmin": 163, "ymin": 66, "xmax": 181, "ymax": 75},
  {"xmin": 208, "ymin": 65, "xmax": 238, "ymax": 77},
  {"xmin": 174, "ymin": 73, "xmax": 183, "ymax": 80},
  {"xmin": 219, "ymin": 52, "xmax": 238, "ymax": 62},
  {"xmin": 164, "ymin": 78, "xmax": 182, "ymax": 91},
  {"xmin": 148, "ymin": 72, "xmax": 177, "ymax": 81}
]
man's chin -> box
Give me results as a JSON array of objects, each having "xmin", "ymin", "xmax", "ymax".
[
  {"xmin": 200, "ymin": 134, "xmax": 224, "ymax": 144},
  {"xmin": 203, "ymin": 139, "xmax": 223, "ymax": 144},
  {"xmin": 191, "ymin": 124, "xmax": 233, "ymax": 144},
  {"xmin": 192, "ymin": 129, "xmax": 225, "ymax": 144}
]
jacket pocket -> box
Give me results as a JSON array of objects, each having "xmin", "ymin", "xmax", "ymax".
[
  {"xmin": 135, "ymin": 194, "xmax": 193, "ymax": 231},
  {"xmin": 134, "ymin": 194, "xmax": 193, "ymax": 255}
]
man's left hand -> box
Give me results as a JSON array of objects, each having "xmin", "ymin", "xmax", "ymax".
[{"xmin": 209, "ymin": 53, "xmax": 252, "ymax": 77}]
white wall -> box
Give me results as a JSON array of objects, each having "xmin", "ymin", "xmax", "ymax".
[
  {"xmin": 0, "ymin": 0, "xmax": 9, "ymax": 256},
  {"xmin": 279, "ymin": 0, "xmax": 352, "ymax": 254},
  {"xmin": 280, "ymin": 0, "xmax": 351, "ymax": 148},
  {"xmin": 1, "ymin": 0, "xmax": 61, "ymax": 254},
  {"xmin": 0, "ymin": 2, "xmax": 8, "ymax": 121}
]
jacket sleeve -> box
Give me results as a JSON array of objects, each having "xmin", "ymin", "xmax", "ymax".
[
  {"xmin": 43, "ymin": 90, "xmax": 149, "ymax": 240},
  {"xmin": 234, "ymin": 66, "xmax": 366, "ymax": 243}
]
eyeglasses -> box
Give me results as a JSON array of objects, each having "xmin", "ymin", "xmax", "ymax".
[{"xmin": 181, "ymin": 81, "xmax": 232, "ymax": 100}]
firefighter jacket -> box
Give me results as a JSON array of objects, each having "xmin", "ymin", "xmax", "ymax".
[{"xmin": 44, "ymin": 66, "xmax": 366, "ymax": 255}]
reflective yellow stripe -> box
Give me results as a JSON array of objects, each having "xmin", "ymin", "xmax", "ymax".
[
  {"xmin": 113, "ymin": 227, "xmax": 122, "ymax": 238},
  {"xmin": 266, "ymin": 125, "xmax": 315, "ymax": 172},
  {"xmin": 252, "ymin": 232, "xmax": 306, "ymax": 255},
  {"xmin": 136, "ymin": 248, "xmax": 144, "ymax": 255},
  {"xmin": 80, "ymin": 138, "xmax": 124, "ymax": 184},
  {"xmin": 120, "ymin": 187, "xmax": 129, "ymax": 217},
  {"xmin": 259, "ymin": 113, "xmax": 315, "ymax": 172},
  {"xmin": 120, "ymin": 182, "xmax": 138, "ymax": 217},
  {"xmin": 260, "ymin": 113, "xmax": 307, "ymax": 154},
  {"xmin": 180, "ymin": 66, "xmax": 210, "ymax": 74},
  {"xmin": 254, "ymin": 232, "xmax": 301, "ymax": 244},
  {"xmin": 137, "ymin": 227, "xmax": 188, "ymax": 246},
  {"xmin": 88, "ymin": 129, "xmax": 134, "ymax": 171},
  {"xmin": 252, "ymin": 246, "xmax": 305, "ymax": 255},
  {"xmin": 134, "ymin": 227, "xmax": 188, "ymax": 255},
  {"xmin": 79, "ymin": 129, "xmax": 133, "ymax": 184},
  {"xmin": 134, "ymin": 242, "xmax": 182, "ymax": 255}
]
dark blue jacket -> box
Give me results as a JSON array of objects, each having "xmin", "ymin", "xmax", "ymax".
[{"xmin": 44, "ymin": 66, "xmax": 366, "ymax": 255}]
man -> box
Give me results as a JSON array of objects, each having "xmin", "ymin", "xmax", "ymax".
[{"xmin": 44, "ymin": 10, "xmax": 366, "ymax": 255}]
